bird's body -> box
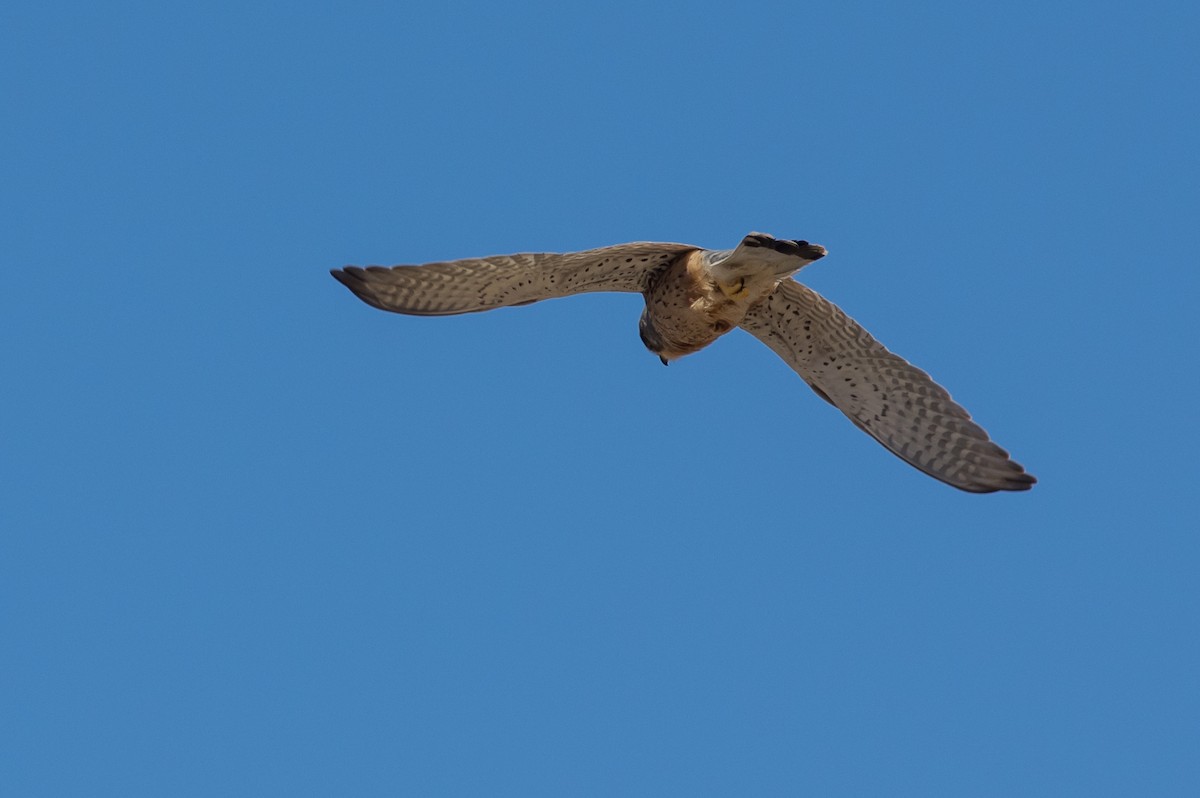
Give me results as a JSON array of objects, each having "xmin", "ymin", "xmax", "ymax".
[
  {"xmin": 332, "ymin": 232, "xmax": 1035, "ymax": 493},
  {"xmin": 638, "ymin": 237, "xmax": 827, "ymax": 362}
]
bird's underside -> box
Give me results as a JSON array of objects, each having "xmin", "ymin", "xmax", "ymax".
[{"xmin": 331, "ymin": 232, "xmax": 1035, "ymax": 493}]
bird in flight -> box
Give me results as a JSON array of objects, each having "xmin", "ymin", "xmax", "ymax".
[{"xmin": 331, "ymin": 232, "xmax": 1035, "ymax": 493}]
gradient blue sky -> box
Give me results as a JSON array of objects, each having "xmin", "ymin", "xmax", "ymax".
[{"xmin": 4, "ymin": 1, "xmax": 1198, "ymax": 795}]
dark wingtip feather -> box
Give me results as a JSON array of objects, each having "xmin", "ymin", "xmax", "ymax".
[
  {"xmin": 1006, "ymin": 471, "xmax": 1038, "ymax": 491},
  {"xmin": 961, "ymin": 468, "xmax": 1037, "ymax": 494},
  {"xmin": 329, "ymin": 266, "xmax": 389, "ymax": 312},
  {"xmin": 329, "ymin": 267, "xmax": 360, "ymax": 288}
]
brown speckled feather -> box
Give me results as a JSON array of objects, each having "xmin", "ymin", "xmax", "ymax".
[
  {"xmin": 738, "ymin": 279, "xmax": 1035, "ymax": 493},
  {"xmin": 331, "ymin": 242, "xmax": 694, "ymax": 316}
]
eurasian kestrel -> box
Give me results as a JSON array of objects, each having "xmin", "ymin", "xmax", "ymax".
[{"xmin": 331, "ymin": 232, "xmax": 1035, "ymax": 493}]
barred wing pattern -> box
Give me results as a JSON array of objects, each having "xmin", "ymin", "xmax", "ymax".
[
  {"xmin": 739, "ymin": 280, "xmax": 1034, "ymax": 493},
  {"xmin": 331, "ymin": 242, "xmax": 695, "ymax": 316}
]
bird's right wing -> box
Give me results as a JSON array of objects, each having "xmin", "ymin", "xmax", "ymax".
[
  {"xmin": 331, "ymin": 242, "xmax": 696, "ymax": 316},
  {"xmin": 739, "ymin": 279, "xmax": 1035, "ymax": 493}
]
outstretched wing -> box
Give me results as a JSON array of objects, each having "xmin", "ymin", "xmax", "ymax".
[
  {"xmin": 739, "ymin": 279, "xmax": 1035, "ymax": 493},
  {"xmin": 331, "ymin": 242, "xmax": 696, "ymax": 316}
]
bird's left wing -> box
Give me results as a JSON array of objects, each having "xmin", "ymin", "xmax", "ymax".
[
  {"xmin": 331, "ymin": 242, "xmax": 696, "ymax": 316},
  {"xmin": 739, "ymin": 279, "xmax": 1035, "ymax": 493}
]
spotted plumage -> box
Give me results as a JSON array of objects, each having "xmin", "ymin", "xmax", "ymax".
[{"xmin": 331, "ymin": 232, "xmax": 1035, "ymax": 493}]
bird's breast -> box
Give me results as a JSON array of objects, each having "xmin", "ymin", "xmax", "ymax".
[{"xmin": 639, "ymin": 254, "xmax": 767, "ymax": 361}]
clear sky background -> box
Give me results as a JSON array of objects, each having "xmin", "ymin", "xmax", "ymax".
[{"xmin": 3, "ymin": 1, "xmax": 1198, "ymax": 795}]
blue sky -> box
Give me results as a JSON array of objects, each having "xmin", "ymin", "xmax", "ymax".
[{"xmin": 3, "ymin": 1, "xmax": 1198, "ymax": 795}]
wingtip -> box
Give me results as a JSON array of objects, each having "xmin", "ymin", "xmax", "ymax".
[
  {"xmin": 959, "ymin": 467, "xmax": 1037, "ymax": 494},
  {"xmin": 995, "ymin": 460, "xmax": 1037, "ymax": 492},
  {"xmin": 330, "ymin": 266, "xmax": 390, "ymax": 312},
  {"xmin": 1008, "ymin": 471, "xmax": 1038, "ymax": 491}
]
